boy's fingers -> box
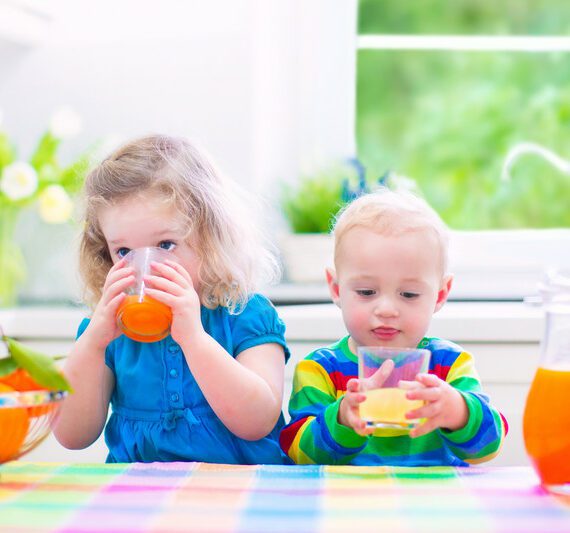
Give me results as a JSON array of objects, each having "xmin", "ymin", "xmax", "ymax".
[
  {"xmin": 399, "ymin": 379, "xmax": 423, "ymax": 390},
  {"xmin": 410, "ymin": 419, "xmax": 437, "ymax": 438},
  {"xmin": 406, "ymin": 386, "xmax": 440, "ymax": 402},
  {"xmin": 344, "ymin": 391, "xmax": 366, "ymax": 407},
  {"xmin": 353, "ymin": 418, "xmax": 371, "ymax": 436},
  {"xmin": 416, "ymin": 373, "xmax": 440, "ymax": 387},
  {"xmin": 369, "ymin": 358, "xmax": 395, "ymax": 388},
  {"xmin": 346, "ymin": 379, "xmax": 360, "ymax": 393},
  {"xmin": 407, "ymin": 401, "xmax": 440, "ymax": 421}
]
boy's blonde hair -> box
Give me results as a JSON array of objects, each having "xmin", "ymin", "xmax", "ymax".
[
  {"xmin": 332, "ymin": 188, "xmax": 450, "ymax": 274},
  {"xmin": 79, "ymin": 134, "xmax": 279, "ymax": 312}
]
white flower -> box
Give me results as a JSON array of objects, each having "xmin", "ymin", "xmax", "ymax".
[
  {"xmin": 38, "ymin": 184, "xmax": 73, "ymax": 224},
  {"xmin": 49, "ymin": 107, "xmax": 82, "ymax": 139},
  {"xmin": 0, "ymin": 108, "xmax": 3, "ymax": 129},
  {"xmin": 0, "ymin": 161, "xmax": 38, "ymax": 200}
]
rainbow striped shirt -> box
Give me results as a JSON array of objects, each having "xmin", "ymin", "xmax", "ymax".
[{"xmin": 280, "ymin": 336, "xmax": 508, "ymax": 466}]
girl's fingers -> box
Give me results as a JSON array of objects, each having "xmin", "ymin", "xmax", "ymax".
[
  {"xmin": 101, "ymin": 274, "xmax": 135, "ymax": 305},
  {"xmin": 103, "ymin": 262, "xmax": 133, "ymax": 292},
  {"xmin": 144, "ymin": 274, "xmax": 185, "ymax": 296},
  {"xmin": 109, "ymin": 257, "xmax": 128, "ymax": 272},
  {"xmin": 143, "ymin": 287, "xmax": 180, "ymax": 308},
  {"xmin": 107, "ymin": 290, "xmax": 127, "ymax": 313},
  {"xmin": 164, "ymin": 260, "xmax": 193, "ymax": 282},
  {"xmin": 151, "ymin": 261, "xmax": 192, "ymax": 288}
]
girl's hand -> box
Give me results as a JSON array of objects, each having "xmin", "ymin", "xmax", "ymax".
[
  {"xmin": 86, "ymin": 258, "xmax": 134, "ymax": 350},
  {"xmin": 403, "ymin": 373, "xmax": 469, "ymax": 438},
  {"xmin": 338, "ymin": 359, "xmax": 395, "ymax": 436},
  {"xmin": 143, "ymin": 260, "xmax": 203, "ymax": 344}
]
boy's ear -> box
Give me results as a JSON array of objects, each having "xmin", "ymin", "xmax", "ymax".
[
  {"xmin": 434, "ymin": 274, "xmax": 453, "ymax": 313},
  {"xmin": 325, "ymin": 267, "xmax": 341, "ymax": 307}
]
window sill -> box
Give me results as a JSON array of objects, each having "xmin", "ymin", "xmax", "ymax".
[
  {"xmin": 0, "ymin": 300, "xmax": 544, "ymax": 344},
  {"xmin": 278, "ymin": 228, "xmax": 570, "ymax": 301}
]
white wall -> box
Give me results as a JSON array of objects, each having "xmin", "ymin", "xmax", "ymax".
[{"xmin": 0, "ymin": 0, "xmax": 357, "ymax": 302}]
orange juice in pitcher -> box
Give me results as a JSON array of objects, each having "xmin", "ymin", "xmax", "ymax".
[{"xmin": 523, "ymin": 268, "xmax": 570, "ymax": 493}]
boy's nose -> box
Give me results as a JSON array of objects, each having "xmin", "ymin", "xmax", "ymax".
[{"xmin": 373, "ymin": 296, "xmax": 398, "ymax": 317}]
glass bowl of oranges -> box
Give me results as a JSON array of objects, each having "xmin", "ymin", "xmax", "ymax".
[{"xmin": 0, "ymin": 335, "xmax": 71, "ymax": 463}]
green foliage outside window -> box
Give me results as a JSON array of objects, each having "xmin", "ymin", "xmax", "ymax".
[{"xmin": 357, "ymin": 0, "xmax": 570, "ymax": 229}]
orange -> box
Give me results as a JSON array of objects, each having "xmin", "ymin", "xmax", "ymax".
[
  {"xmin": 116, "ymin": 294, "xmax": 172, "ymax": 342},
  {"xmin": 0, "ymin": 368, "xmax": 53, "ymax": 417},
  {"xmin": 0, "ymin": 383, "xmax": 30, "ymax": 462},
  {"xmin": 0, "ymin": 367, "xmax": 43, "ymax": 390}
]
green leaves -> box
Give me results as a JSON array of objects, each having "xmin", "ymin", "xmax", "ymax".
[
  {"xmin": 0, "ymin": 132, "xmax": 16, "ymax": 171},
  {"xmin": 30, "ymin": 132, "xmax": 61, "ymax": 172},
  {"xmin": 281, "ymin": 165, "xmax": 351, "ymax": 234},
  {"xmin": 0, "ymin": 356, "xmax": 18, "ymax": 377},
  {"xmin": 1, "ymin": 336, "xmax": 72, "ymax": 392},
  {"xmin": 357, "ymin": 47, "xmax": 570, "ymax": 229}
]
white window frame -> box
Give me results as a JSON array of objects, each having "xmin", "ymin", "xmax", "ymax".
[{"xmin": 357, "ymin": 33, "xmax": 570, "ymax": 301}]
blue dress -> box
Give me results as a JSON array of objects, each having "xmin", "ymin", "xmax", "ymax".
[{"xmin": 77, "ymin": 294, "xmax": 290, "ymax": 464}]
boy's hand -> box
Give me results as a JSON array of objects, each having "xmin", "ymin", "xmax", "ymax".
[
  {"xmin": 86, "ymin": 258, "xmax": 134, "ymax": 350},
  {"xmin": 402, "ymin": 373, "xmax": 469, "ymax": 438},
  {"xmin": 338, "ymin": 359, "xmax": 394, "ymax": 436}
]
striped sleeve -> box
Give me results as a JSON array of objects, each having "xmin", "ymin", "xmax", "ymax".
[
  {"xmin": 279, "ymin": 356, "xmax": 367, "ymax": 464},
  {"xmin": 436, "ymin": 349, "xmax": 508, "ymax": 463}
]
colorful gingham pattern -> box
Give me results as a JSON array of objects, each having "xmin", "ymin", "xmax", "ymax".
[
  {"xmin": 0, "ymin": 462, "xmax": 569, "ymax": 532},
  {"xmin": 281, "ymin": 336, "xmax": 508, "ymax": 466}
]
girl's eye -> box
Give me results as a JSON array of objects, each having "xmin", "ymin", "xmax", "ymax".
[
  {"xmin": 401, "ymin": 292, "xmax": 420, "ymax": 299},
  {"xmin": 158, "ymin": 240, "xmax": 176, "ymax": 251},
  {"xmin": 356, "ymin": 289, "xmax": 376, "ymax": 297},
  {"xmin": 117, "ymin": 247, "xmax": 130, "ymax": 258}
]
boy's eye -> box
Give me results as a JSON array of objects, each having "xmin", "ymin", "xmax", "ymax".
[
  {"xmin": 117, "ymin": 247, "xmax": 131, "ymax": 258},
  {"xmin": 158, "ymin": 240, "xmax": 176, "ymax": 251},
  {"xmin": 356, "ymin": 289, "xmax": 376, "ymax": 297},
  {"xmin": 401, "ymin": 291, "xmax": 420, "ymax": 299}
]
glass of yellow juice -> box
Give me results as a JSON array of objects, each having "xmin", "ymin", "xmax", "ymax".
[
  {"xmin": 357, "ymin": 346, "xmax": 431, "ymax": 430},
  {"xmin": 116, "ymin": 247, "xmax": 173, "ymax": 343}
]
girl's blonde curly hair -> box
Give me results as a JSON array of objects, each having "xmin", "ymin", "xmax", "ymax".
[{"xmin": 79, "ymin": 134, "xmax": 280, "ymax": 312}]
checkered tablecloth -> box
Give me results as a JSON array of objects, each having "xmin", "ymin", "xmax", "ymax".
[{"xmin": 0, "ymin": 462, "xmax": 569, "ymax": 532}]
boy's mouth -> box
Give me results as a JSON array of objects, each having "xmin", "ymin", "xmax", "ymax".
[{"xmin": 372, "ymin": 326, "xmax": 399, "ymax": 340}]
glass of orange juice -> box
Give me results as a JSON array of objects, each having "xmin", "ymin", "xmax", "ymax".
[
  {"xmin": 116, "ymin": 247, "xmax": 173, "ymax": 343},
  {"xmin": 357, "ymin": 346, "xmax": 431, "ymax": 430}
]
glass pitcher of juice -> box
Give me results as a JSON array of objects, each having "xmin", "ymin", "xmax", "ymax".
[{"xmin": 523, "ymin": 268, "xmax": 570, "ymax": 494}]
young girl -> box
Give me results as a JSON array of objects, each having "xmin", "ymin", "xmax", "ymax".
[{"xmin": 54, "ymin": 134, "xmax": 290, "ymax": 464}]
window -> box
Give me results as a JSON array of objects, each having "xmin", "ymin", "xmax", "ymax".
[{"xmin": 356, "ymin": 1, "xmax": 570, "ymax": 300}]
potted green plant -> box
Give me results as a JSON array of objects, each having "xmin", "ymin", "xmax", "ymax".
[{"xmin": 279, "ymin": 159, "xmax": 382, "ymax": 283}]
